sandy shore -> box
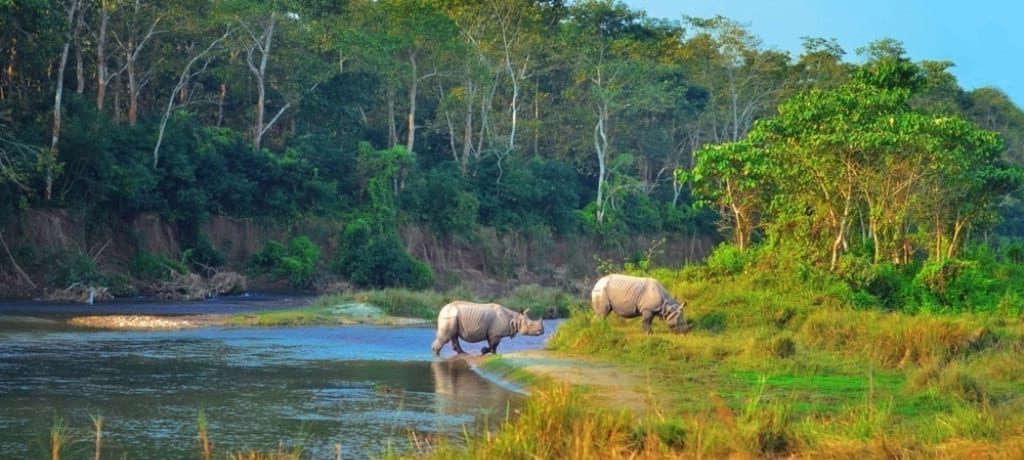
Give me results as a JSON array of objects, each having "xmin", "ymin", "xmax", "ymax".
[{"xmin": 67, "ymin": 314, "xmax": 229, "ymax": 330}]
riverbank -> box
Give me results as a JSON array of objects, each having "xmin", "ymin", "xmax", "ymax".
[
  {"xmin": 467, "ymin": 350, "xmax": 654, "ymax": 414},
  {"xmin": 63, "ymin": 302, "xmax": 432, "ymax": 330}
]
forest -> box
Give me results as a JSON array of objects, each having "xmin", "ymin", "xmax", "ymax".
[{"xmin": 2, "ymin": 0, "xmax": 1024, "ymax": 308}]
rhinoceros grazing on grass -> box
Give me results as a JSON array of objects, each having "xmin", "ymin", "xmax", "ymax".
[
  {"xmin": 431, "ymin": 301, "xmax": 544, "ymax": 356},
  {"xmin": 591, "ymin": 274, "xmax": 688, "ymax": 334}
]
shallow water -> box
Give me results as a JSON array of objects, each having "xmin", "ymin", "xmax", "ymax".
[{"xmin": 0, "ymin": 297, "xmax": 553, "ymax": 459}]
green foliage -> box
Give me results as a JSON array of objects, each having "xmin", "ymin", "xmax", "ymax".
[
  {"xmin": 330, "ymin": 288, "xmax": 449, "ymax": 319},
  {"xmin": 912, "ymin": 259, "xmax": 995, "ymax": 312},
  {"xmin": 704, "ymin": 243, "xmax": 749, "ymax": 277},
  {"xmin": 471, "ymin": 156, "xmax": 583, "ymax": 235},
  {"xmin": 132, "ymin": 252, "xmax": 187, "ymax": 281},
  {"xmin": 333, "ymin": 218, "xmax": 433, "ymax": 289},
  {"xmin": 249, "ymin": 236, "xmax": 322, "ymax": 289},
  {"xmin": 46, "ymin": 250, "xmax": 103, "ymax": 287},
  {"xmin": 402, "ymin": 162, "xmax": 478, "ymax": 236},
  {"xmin": 181, "ymin": 237, "xmax": 225, "ymax": 278},
  {"xmin": 496, "ymin": 284, "xmax": 579, "ymax": 319}
]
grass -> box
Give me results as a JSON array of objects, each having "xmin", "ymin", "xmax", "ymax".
[{"xmin": 396, "ymin": 266, "xmax": 1024, "ymax": 458}]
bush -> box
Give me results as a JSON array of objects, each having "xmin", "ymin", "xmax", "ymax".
[
  {"xmin": 497, "ymin": 284, "xmax": 578, "ymax": 319},
  {"xmin": 913, "ymin": 259, "xmax": 995, "ymax": 312},
  {"xmin": 132, "ymin": 251, "xmax": 187, "ymax": 281},
  {"xmin": 333, "ymin": 218, "xmax": 433, "ymax": 289},
  {"xmin": 46, "ymin": 250, "xmax": 103, "ymax": 287},
  {"xmin": 694, "ymin": 311, "xmax": 728, "ymax": 334},
  {"xmin": 705, "ymin": 243, "xmax": 748, "ymax": 277},
  {"xmin": 181, "ymin": 237, "xmax": 224, "ymax": 277},
  {"xmin": 249, "ymin": 236, "xmax": 322, "ymax": 289}
]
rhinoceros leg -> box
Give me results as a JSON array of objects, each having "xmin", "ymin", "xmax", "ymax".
[
  {"xmin": 450, "ymin": 336, "xmax": 467, "ymax": 354},
  {"xmin": 481, "ymin": 336, "xmax": 501, "ymax": 355},
  {"xmin": 641, "ymin": 310, "xmax": 655, "ymax": 334}
]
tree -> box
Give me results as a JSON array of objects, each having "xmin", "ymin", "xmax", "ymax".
[
  {"xmin": 113, "ymin": 0, "xmax": 165, "ymax": 126},
  {"xmin": 680, "ymin": 16, "xmax": 790, "ymax": 145},
  {"xmin": 681, "ymin": 140, "xmax": 774, "ymax": 251},
  {"xmin": 699, "ymin": 49, "xmax": 1022, "ymax": 266},
  {"xmin": 562, "ymin": 0, "xmax": 675, "ymax": 224},
  {"xmin": 152, "ymin": 26, "xmax": 233, "ymax": 167},
  {"xmin": 46, "ymin": 0, "xmax": 84, "ymax": 201}
]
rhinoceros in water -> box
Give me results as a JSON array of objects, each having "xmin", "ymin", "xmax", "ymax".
[
  {"xmin": 591, "ymin": 274, "xmax": 688, "ymax": 334},
  {"xmin": 431, "ymin": 301, "xmax": 544, "ymax": 356}
]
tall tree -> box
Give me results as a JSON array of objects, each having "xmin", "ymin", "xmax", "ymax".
[
  {"xmin": 112, "ymin": 0, "xmax": 164, "ymax": 126},
  {"xmin": 45, "ymin": 0, "xmax": 84, "ymax": 201}
]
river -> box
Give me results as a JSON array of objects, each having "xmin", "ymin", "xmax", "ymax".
[{"xmin": 0, "ymin": 295, "xmax": 554, "ymax": 459}]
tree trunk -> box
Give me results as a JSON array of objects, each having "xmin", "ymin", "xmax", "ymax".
[
  {"xmin": 47, "ymin": 0, "xmax": 82, "ymax": 201},
  {"xmin": 405, "ymin": 51, "xmax": 418, "ymax": 155},
  {"xmin": 126, "ymin": 37, "xmax": 138, "ymax": 125},
  {"xmin": 947, "ymin": 218, "xmax": 966, "ymax": 260},
  {"xmin": 246, "ymin": 12, "xmax": 277, "ymax": 151},
  {"xmin": 593, "ymin": 103, "xmax": 610, "ymax": 224},
  {"xmin": 74, "ymin": 10, "xmax": 85, "ymax": 95},
  {"xmin": 216, "ymin": 83, "xmax": 226, "ymax": 126},
  {"xmin": 122, "ymin": 3, "xmax": 161, "ymax": 127},
  {"xmin": 386, "ymin": 87, "xmax": 398, "ymax": 147},
  {"xmin": 95, "ymin": 2, "xmax": 110, "ymax": 110},
  {"xmin": 461, "ymin": 77, "xmax": 474, "ymax": 175}
]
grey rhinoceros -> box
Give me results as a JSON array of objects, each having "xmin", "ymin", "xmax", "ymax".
[
  {"xmin": 431, "ymin": 301, "xmax": 544, "ymax": 356},
  {"xmin": 591, "ymin": 274, "xmax": 688, "ymax": 334}
]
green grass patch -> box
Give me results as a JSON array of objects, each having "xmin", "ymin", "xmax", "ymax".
[
  {"xmin": 496, "ymin": 267, "xmax": 1024, "ymax": 458},
  {"xmin": 476, "ymin": 355, "xmax": 551, "ymax": 389}
]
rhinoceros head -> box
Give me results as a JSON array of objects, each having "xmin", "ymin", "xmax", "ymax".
[
  {"xmin": 666, "ymin": 301, "xmax": 691, "ymax": 334},
  {"xmin": 515, "ymin": 309, "xmax": 545, "ymax": 336}
]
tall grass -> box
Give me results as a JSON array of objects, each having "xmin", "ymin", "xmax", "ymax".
[
  {"xmin": 455, "ymin": 263, "xmax": 1024, "ymax": 459},
  {"xmin": 90, "ymin": 413, "xmax": 103, "ymax": 460},
  {"xmin": 50, "ymin": 416, "xmax": 71, "ymax": 460},
  {"xmin": 394, "ymin": 384, "xmax": 685, "ymax": 460},
  {"xmin": 198, "ymin": 408, "xmax": 211, "ymax": 460}
]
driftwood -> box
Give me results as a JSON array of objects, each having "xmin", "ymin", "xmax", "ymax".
[
  {"xmin": 149, "ymin": 271, "xmax": 247, "ymax": 300},
  {"xmin": 42, "ymin": 283, "xmax": 113, "ymax": 303}
]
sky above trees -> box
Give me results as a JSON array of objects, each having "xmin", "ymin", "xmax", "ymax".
[{"xmin": 625, "ymin": 0, "xmax": 1024, "ymax": 107}]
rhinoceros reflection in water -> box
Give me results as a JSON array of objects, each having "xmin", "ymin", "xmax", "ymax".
[{"xmin": 431, "ymin": 360, "xmax": 522, "ymax": 419}]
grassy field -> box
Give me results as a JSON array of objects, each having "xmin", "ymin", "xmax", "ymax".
[{"xmin": 390, "ymin": 267, "xmax": 1024, "ymax": 459}]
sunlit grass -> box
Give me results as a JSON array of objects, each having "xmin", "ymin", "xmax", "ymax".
[{"xmin": 411, "ymin": 268, "xmax": 1024, "ymax": 458}]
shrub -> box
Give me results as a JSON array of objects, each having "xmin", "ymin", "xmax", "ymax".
[
  {"xmin": 913, "ymin": 259, "xmax": 995, "ymax": 312},
  {"xmin": 132, "ymin": 251, "xmax": 187, "ymax": 281},
  {"xmin": 498, "ymin": 284, "xmax": 578, "ymax": 319},
  {"xmin": 694, "ymin": 311, "xmax": 728, "ymax": 334},
  {"xmin": 249, "ymin": 236, "xmax": 322, "ymax": 289},
  {"xmin": 333, "ymin": 218, "xmax": 433, "ymax": 289},
  {"xmin": 46, "ymin": 250, "xmax": 103, "ymax": 287},
  {"xmin": 182, "ymin": 237, "xmax": 225, "ymax": 277},
  {"xmin": 861, "ymin": 262, "xmax": 913, "ymax": 311},
  {"xmin": 705, "ymin": 244, "xmax": 748, "ymax": 277}
]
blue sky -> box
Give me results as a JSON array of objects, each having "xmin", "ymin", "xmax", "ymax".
[{"xmin": 620, "ymin": 0, "xmax": 1024, "ymax": 108}]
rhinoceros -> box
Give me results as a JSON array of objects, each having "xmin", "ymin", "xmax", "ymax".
[
  {"xmin": 431, "ymin": 301, "xmax": 544, "ymax": 356},
  {"xmin": 591, "ymin": 274, "xmax": 688, "ymax": 334}
]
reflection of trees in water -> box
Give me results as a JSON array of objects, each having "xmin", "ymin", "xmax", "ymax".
[{"xmin": 431, "ymin": 360, "xmax": 520, "ymax": 423}]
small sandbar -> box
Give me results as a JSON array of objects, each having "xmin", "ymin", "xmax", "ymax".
[{"xmin": 67, "ymin": 314, "xmax": 227, "ymax": 330}]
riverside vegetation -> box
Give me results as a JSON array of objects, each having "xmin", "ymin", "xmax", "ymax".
[
  {"xmin": 32, "ymin": 243, "xmax": 1024, "ymax": 458},
  {"xmin": 387, "ymin": 242, "xmax": 1024, "ymax": 459}
]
